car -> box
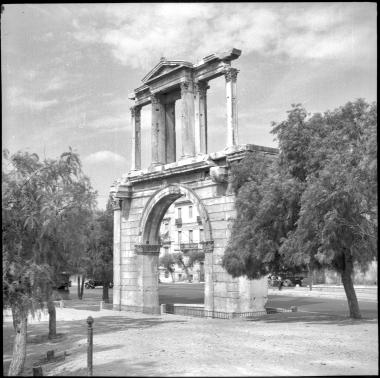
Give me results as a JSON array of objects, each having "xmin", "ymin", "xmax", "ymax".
[
  {"xmin": 85, "ymin": 280, "xmax": 114, "ymax": 289},
  {"xmin": 54, "ymin": 272, "xmax": 72, "ymax": 291}
]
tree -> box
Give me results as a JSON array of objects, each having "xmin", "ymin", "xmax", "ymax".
[
  {"xmin": 222, "ymin": 100, "xmax": 377, "ymax": 319},
  {"xmin": 159, "ymin": 254, "xmax": 176, "ymax": 282},
  {"xmin": 280, "ymin": 100, "xmax": 377, "ymax": 318},
  {"xmin": 2, "ymin": 148, "xmax": 96, "ymax": 375},
  {"xmin": 86, "ymin": 200, "xmax": 114, "ymax": 303},
  {"xmin": 173, "ymin": 250, "xmax": 205, "ymax": 282}
]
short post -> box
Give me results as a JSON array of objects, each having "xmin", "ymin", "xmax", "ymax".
[
  {"xmin": 33, "ymin": 366, "xmax": 43, "ymax": 376},
  {"xmin": 59, "ymin": 300, "xmax": 64, "ymax": 308},
  {"xmin": 87, "ymin": 316, "xmax": 94, "ymax": 376},
  {"xmin": 100, "ymin": 301, "xmax": 104, "ymax": 310}
]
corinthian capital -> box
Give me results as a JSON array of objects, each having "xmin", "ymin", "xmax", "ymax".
[
  {"xmin": 195, "ymin": 81, "xmax": 209, "ymax": 97},
  {"xmin": 224, "ymin": 68, "xmax": 239, "ymax": 82},
  {"xmin": 180, "ymin": 80, "xmax": 194, "ymax": 94},
  {"xmin": 150, "ymin": 94, "xmax": 159, "ymax": 105},
  {"xmin": 110, "ymin": 194, "xmax": 122, "ymax": 211},
  {"xmin": 131, "ymin": 105, "xmax": 141, "ymax": 117}
]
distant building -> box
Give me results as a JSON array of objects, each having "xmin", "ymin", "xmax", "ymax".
[{"xmin": 158, "ymin": 198, "xmax": 205, "ymax": 283}]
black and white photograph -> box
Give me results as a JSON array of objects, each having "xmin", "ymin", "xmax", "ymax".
[{"xmin": 2, "ymin": 2, "xmax": 377, "ymax": 376}]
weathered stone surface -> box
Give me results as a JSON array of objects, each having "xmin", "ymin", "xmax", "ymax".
[{"xmin": 112, "ymin": 48, "xmax": 277, "ymax": 316}]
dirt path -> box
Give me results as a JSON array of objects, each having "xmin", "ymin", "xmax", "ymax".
[{"xmin": 3, "ymin": 307, "xmax": 378, "ymax": 376}]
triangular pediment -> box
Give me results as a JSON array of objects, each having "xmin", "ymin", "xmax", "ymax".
[{"xmin": 142, "ymin": 60, "xmax": 193, "ymax": 83}]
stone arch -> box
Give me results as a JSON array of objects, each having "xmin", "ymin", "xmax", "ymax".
[{"xmin": 138, "ymin": 184, "xmax": 213, "ymax": 245}]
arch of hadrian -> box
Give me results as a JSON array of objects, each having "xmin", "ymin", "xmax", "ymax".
[{"xmin": 110, "ymin": 48, "xmax": 278, "ymax": 316}]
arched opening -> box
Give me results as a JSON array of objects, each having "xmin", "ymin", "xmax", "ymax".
[{"xmin": 137, "ymin": 184, "xmax": 213, "ymax": 312}]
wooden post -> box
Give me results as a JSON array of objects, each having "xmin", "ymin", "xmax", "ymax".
[{"xmin": 87, "ymin": 316, "xmax": 94, "ymax": 376}]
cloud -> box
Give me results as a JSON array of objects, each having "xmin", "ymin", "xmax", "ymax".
[
  {"xmin": 7, "ymin": 87, "xmax": 59, "ymax": 111},
  {"xmin": 84, "ymin": 150, "xmax": 127, "ymax": 164},
  {"xmin": 86, "ymin": 114, "xmax": 129, "ymax": 133},
  {"xmin": 69, "ymin": 3, "xmax": 375, "ymax": 70}
]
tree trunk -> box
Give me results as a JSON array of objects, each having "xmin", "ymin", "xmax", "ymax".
[
  {"xmin": 102, "ymin": 282, "xmax": 109, "ymax": 303},
  {"xmin": 47, "ymin": 300, "xmax": 57, "ymax": 339},
  {"xmin": 80, "ymin": 274, "xmax": 85, "ymax": 299},
  {"xmin": 308, "ymin": 268, "xmax": 313, "ymax": 291},
  {"xmin": 341, "ymin": 254, "xmax": 362, "ymax": 319},
  {"xmin": 77, "ymin": 276, "xmax": 81, "ymax": 299},
  {"xmin": 8, "ymin": 306, "xmax": 28, "ymax": 376}
]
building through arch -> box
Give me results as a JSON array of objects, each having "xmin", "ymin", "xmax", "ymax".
[{"xmin": 110, "ymin": 48, "xmax": 278, "ymax": 315}]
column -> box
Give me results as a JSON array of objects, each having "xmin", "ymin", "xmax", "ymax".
[
  {"xmin": 111, "ymin": 197, "xmax": 122, "ymax": 310},
  {"xmin": 165, "ymin": 102, "xmax": 176, "ymax": 163},
  {"xmin": 225, "ymin": 68, "xmax": 239, "ymax": 147},
  {"xmin": 194, "ymin": 82, "xmax": 209, "ymax": 154},
  {"xmin": 180, "ymin": 81, "xmax": 195, "ymax": 158},
  {"xmin": 130, "ymin": 106, "xmax": 141, "ymax": 170},
  {"xmin": 151, "ymin": 94, "xmax": 166, "ymax": 166}
]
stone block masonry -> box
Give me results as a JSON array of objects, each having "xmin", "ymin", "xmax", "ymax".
[{"xmin": 110, "ymin": 49, "xmax": 278, "ymax": 317}]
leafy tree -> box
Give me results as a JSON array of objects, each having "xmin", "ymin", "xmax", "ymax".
[
  {"xmin": 173, "ymin": 250, "xmax": 205, "ymax": 282},
  {"xmin": 86, "ymin": 200, "xmax": 114, "ymax": 302},
  {"xmin": 159, "ymin": 254, "xmax": 176, "ymax": 282},
  {"xmin": 223, "ymin": 100, "xmax": 377, "ymax": 319},
  {"xmin": 222, "ymin": 153, "xmax": 305, "ymax": 279},
  {"xmin": 2, "ymin": 148, "xmax": 96, "ymax": 375}
]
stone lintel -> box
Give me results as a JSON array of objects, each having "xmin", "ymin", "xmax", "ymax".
[{"xmin": 135, "ymin": 244, "xmax": 161, "ymax": 254}]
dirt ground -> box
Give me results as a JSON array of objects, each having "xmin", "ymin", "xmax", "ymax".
[{"xmin": 3, "ymin": 306, "xmax": 378, "ymax": 376}]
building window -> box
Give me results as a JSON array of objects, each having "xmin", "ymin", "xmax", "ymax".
[
  {"xmin": 178, "ymin": 230, "xmax": 182, "ymax": 244},
  {"xmin": 189, "ymin": 230, "xmax": 193, "ymax": 243},
  {"xmin": 177, "ymin": 207, "xmax": 182, "ymax": 219},
  {"xmin": 189, "ymin": 206, "xmax": 193, "ymax": 218},
  {"xmin": 199, "ymin": 229, "xmax": 204, "ymax": 242}
]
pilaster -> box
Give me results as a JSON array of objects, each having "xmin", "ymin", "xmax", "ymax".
[{"xmin": 111, "ymin": 196, "xmax": 122, "ymax": 310}]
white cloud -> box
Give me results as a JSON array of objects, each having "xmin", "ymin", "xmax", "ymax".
[
  {"xmin": 84, "ymin": 150, "xmax": 127, "ymax": 164},
  {"xmin": 86, "ymin": 114, "xmax": 129, "ymax": 133},
  {"xmin": 68, "ymin": 3, "xmax": 375, "ymax": 70},
  {"xmin": 7, "ymin": 86, "xmax": 58, "ymax": 111}
]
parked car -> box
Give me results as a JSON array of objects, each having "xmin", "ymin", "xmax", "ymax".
[
  {"xmin": 54, "ymin": 272, "xmax": 72, "ymax": 291},
  {"xmin": 84, "ymin": 279, "xmax": 113, "ymax": 289},
  {"xmin": 269, "ymin": 273, "xmax": 305, "ymax": 287}
]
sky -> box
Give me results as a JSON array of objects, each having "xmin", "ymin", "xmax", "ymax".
[{"xmin": 2, "ymin": 3, "xmax": 377, "ymax": 209}]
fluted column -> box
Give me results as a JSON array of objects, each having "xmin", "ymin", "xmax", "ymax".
[
  {"xmin": 225, "ymin": 68, "xmax": 239, "ymax": 147},
  {"xmin": 180, "ymin": 81, "xmax": 195, "ymax": 158},
  {"xmin": 194, "ymin": 82, "xmax": 209, "ymax": 154},
  {"xmin": 151, "ymin": 94, "xmax": 166, "ymax": 166},
  {"xmin": 130, "ymin": 105, "xmax": 141, "ymax": 170}
]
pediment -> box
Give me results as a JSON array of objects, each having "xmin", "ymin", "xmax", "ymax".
[{"xmin": 142, "ymin": 60, "xmax": 193, "ymax": 84}]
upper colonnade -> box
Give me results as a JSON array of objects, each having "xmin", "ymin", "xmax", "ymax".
[{"xmin": 128, "ymin": 48, "xmax": 242, "ymax": 170}]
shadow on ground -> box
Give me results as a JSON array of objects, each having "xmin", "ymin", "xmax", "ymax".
[
  {"xmin": 3, "ymin": 315, "xmax": 186, "ymax": 376},
  {"xmin": 247, "ymin": 311, "xmax": 377, "ymax": 326}
]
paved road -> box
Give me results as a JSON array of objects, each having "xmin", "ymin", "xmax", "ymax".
[{"xmin": 64, "ymin": 284, "xmax": 377, "ymax": 318}]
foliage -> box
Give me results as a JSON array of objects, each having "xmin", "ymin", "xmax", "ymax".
[
  {"xmin": 172, "ymin": 250, "xmax": 205, "ymax": 281},
  {"xmin": 2, "ymin": 148, "xmax": 96, "ymax": 374},
  {"xmin": 159, "ymin": 254, "xmax": 176, "ymax": 275},
  {"xmin": 86, "ymin": 199, "xmax": 113, "ymax": 301},
  {"xmin": 222, "ymin": 99, "xmax": 377, "ymax": 318}
]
